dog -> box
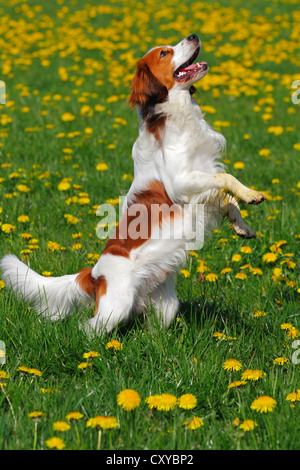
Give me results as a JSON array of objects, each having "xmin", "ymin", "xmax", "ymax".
[{"xmin": 1, "ymin": 34, "xmax": 265, "ymax": 335}]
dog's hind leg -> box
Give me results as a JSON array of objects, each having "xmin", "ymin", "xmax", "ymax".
[
  {"xmin": 82, "ymin": 253, "xmax": 136, "ymax": 336},
  {"xmin": 147, "ymin": 274, "xmax": 179, "ymax": 328},
  {"xmin": 83, "ymin": 280, "xmax": 135, "ymax": 336}
]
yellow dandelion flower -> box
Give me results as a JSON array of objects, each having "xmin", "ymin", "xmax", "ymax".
[
  {"xmin": 218, "ymin": 238, "xmax": 229, "ymax": 245},
  {"xmin": 72, "ymin": 243, "xmax": 82, "ymax": 250},
  {"xmin": 58, "ymin": 67, "xmax": 68, "ymax": 81},
  {"xmin": 206, "ymin": 273, "xmax": 218, "ymax": 282},
  {"xmin": 58, "ymin": 180, "xmax": 71, "ymax": 191},
  {"xmin": 53, "ymin": 421, "xmax": 70, "ymax": 432},
  {"xmin": 80, "ymin": 105, "xmax": 93, "ymax": 117},
  {"xmin": 78, "ymin": 196, "xmax": 91, "ymax": 205},
  {"xmin": 228, "ymin": 380, "xmax": 247, "ymax": 389},
  {"xmin": 96, "ymin": 162, "xmax": 108, "ymax": 171},
  {"xmin": 17, "ymin": 215, "xmax": 29, "ymax": 223},
  {"xmin": 155, "ymin": 393, "xmax": 177, "ymax": 411},
  {"xmin": 114, "ymin": 117, "xmax": 128, "ymax": 125},
  {"xmin": 105, "ymin": 340, "xmax": 123, "ymax": 351},
  {"xmin": 122, "ymin": 173, "xmax": 133, "ymax": 181},
  {"xmin": 28, "ymin": 411, "xmax": 45, "ymax": 419},
  {"xmin": 259, "ymin": 148, "xmax": 270, "ymax": 157},
  {"xmin": 287, "ymin": 327, "xmax": 300, "ymax": 339},
  {"xmin": 17, "ymin": 366, "xmax": 31, "ymax": 373},
  {"xmin": 180, "ymin": 269, "xmax": 191, "ymax": 278},
  {"xmin": 196, "ymin": 261, "xmax": 210, "ymax": 273},
  {"xmin": 253, "ymin": 310, "xmax": 266, "ymax": 317},
  {"xmin": 29, "ymin": 368, "xmax": 42, "ymax": 376},
  {"xmin": 250, "ymin": 267, "xmax": 263, "ymax": 276},
  {"xmin": 240, "ymin": 245, "xmax": 252, "ymax": 254},
  {"xmin": 107, "ymin": 95, "xmax": 119, "ymax": 103},
  {"xmin": 262, "ymin": 252, "xmax": 278, "ymax": 263},
  {"xmin": 83, "ymin": 351, "xmax": 100, "ymax": 359},
  {"xmin": 220, "ymin": 267, "xmax": 233, "ymax": 275},
  {"xmin": 241, "ymin": 369, "xmax": 266, "ymax": 381},
  {"xmin": 250, "ymin": 395, "xmax": 277, "ymax": 413},
  {"xmin": 177, "ymin": 394, "xmax": 197, "ymax": 410},
  {"xmin": 86, "ymin": 416, "xmax": 119, "ymax": 430},
  {"xmin": 235, "ymin": 272, "xmax": 247, "ymax": 280},
  {"xmin": 232, "ymin": 417, "xmax": 240, "ymax": 427},
  {"xmin": 47, "ymin": 241, "xmax": 61, "ymax": 252},
  {"xmin": 267, "ymin": 126, "xmax": 283, "ymax": 135},
  {"xmin": 0, "ymin": 370, "xmax": 9, "ymax": 380},
  {"xmin": 233, "ymin": 161, "xmax": 245, "ymax": 169},
  {"xmin": 201, "ymin": 105, "xmax": 216, "ymax": 114},
  {"xmin": 0, "ymin": 280, "xmax": 6, "ymax": 290},
  {"xmin": 66, "ymin": 411, "xmax": 84, "ymax": 421},
  {"xmin": 182, "ymin": 416, "xmax": 204, "ymax": 430},
  {"xmin": 239, "ymin": 419, "xmax": 258, "ymax": 432},
  {"xmin": 95, "ymin": 104, "xmax": 106, "ymax": 112},
  {"xmin": 42, "ymin": 271, "xmax": 52, "ymax": 277},
  {"xmin": 17, "ymin": 366, "xmax": 42, "ymax": 376},
  {"xmin": 232, "ymin": 254, "xmax": 242, "ymax": 262},
  {"xmin": 273, "ymin": 357, "xmax": 288, "ymax": 366},
  {"xmin": 223, "ymin": 359, "xmax": 242, "ymax": 372},
  {"xmin": 17, "ymin": 184, "xmax": 30, "ymax": 193},
  {"xmin": 46, "ymin": 437, "xmax": 66, "ymax": 450},
  {"xmin": 61, "ymin": 112, "xmax": 75, "ymax": 122},
  {"xmin": 145, "ymin": 393, "xmax": 177, "ymax": 411},
  {"xmin": 213, "ymin": 332, "xmax": 227, "ymax": 340},
  {"xmin": 20, "ymin": 233, "xmax": 32, "ymax": 240},
  {"xmin": 87, "ymin": 253, "xmax": 100, "ymax": 263},
  {"xmin": 40, "ymin": 388, "xmax": 59, "ymax": 394},
  {"xmin": 64, "ymin": 214, "xmax": 79, "ymax": 225},
  {"xmin": 77, "ymin": 362, "xmax": 92, "ymax": 370},
  {"xmin": 117, "ymin": 389, "xmax": 141, "ymax": 411},
  {"xmin": 286, "ymin": 393, "xmax": 300, "ymax": 403},
  {"xmin": 2, "ymin": 223, "xmax": 16, "ymax": 233}
]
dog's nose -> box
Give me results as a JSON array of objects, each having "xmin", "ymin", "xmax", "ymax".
[{"xmin": 187, "ymin": 34, "xmax": 199, "ymax": 43}]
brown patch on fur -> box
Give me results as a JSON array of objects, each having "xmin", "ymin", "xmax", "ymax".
[
  {"xmin": 95, "ymin": 275, "xmax": 107, "ymax": 315},
  {"xmin": 76, "ymin": 267, "xmax": 95, "ymax": 297},
  {"xmin": 128, "ymin": 47, "xmax": 175, "ymax": 139},
  {"xmin": 102, "ymin": 180, "xmax": 178, "ymax": 257},
  {"xmin": 76, "ymin": 267, "xmax": 107, "ymax": 317}
]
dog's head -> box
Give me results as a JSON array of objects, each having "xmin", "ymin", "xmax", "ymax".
[{"xmin": 129, "ymin": 34, "xmax": 208, "ymax": 137}]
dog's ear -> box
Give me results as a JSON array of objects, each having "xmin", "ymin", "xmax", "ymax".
[
  {"xmin": 128, "ymin": 60, "xmax": 168, "ymax": 109},
  {"xmin": 128, "ymin": 60, "xmax": 168, "ymax": 139}
]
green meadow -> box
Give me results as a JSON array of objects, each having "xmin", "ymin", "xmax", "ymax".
[{"xmin": 0, "ymin": 0, "xmax": 299, "ymax": 450}]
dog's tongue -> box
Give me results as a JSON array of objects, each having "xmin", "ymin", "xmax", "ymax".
[{"xmin": 182, "ymin": 61, "xmax": 207, "ymax": 72}]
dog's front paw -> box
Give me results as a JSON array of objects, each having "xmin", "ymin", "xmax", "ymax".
[
  {"xmin": 231, "ymin": 221, "xmax": 257, "ymax": 239},
  {"xmin": 243, "ymin": 190, "xmax": 266, "ymax": 205}
]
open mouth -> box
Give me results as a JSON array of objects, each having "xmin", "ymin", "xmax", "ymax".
[{"xmin": 173, "ymin": 46, "xmax": 208, "ymax": 83}]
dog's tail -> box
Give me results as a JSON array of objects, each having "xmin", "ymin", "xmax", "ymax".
[{"xmin": 0, "ymin": 254, "xmax": 99, "ymax": 321}]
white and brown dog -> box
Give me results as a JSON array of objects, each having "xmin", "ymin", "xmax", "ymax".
[{"xmin": 1, "ymin": 35, "xmax": 265, "ymax": 335}]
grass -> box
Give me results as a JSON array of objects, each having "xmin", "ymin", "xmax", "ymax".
[{"xmin": 0, "ymin": 0, "xmax": 299, "ymax": 450}]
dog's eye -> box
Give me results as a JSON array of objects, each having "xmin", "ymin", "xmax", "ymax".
[{"xmin": 160, "ymin": 50, "xmax": 170, "ymax": 59}]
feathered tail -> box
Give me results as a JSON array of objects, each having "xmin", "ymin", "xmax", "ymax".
[{"xmin": 0, "ymin": 255, "xmax": 96, "ymax": 321}]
